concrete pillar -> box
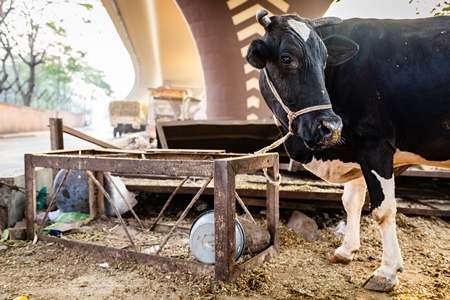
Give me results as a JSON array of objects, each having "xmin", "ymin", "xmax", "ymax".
[{"xmin": 175, "ymin": 0, "xmax": 333, "ymax": 120}]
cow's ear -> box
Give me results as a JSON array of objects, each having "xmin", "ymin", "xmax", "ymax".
[
  {"xmin": 246, "ymin": 39, "xmax": 269, "ymax": 69},
  {"xmin": 323, "ymin": 35, "xmax": 359, "ymax": 66},
  {"xmin": 312, "ymin": 16, "xmax": 342, "ymax": 28}
]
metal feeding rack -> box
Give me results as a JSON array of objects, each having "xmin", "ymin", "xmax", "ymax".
[{"xmin": 25, "ymin": 148, "xmax": 279, "ymax": 282}]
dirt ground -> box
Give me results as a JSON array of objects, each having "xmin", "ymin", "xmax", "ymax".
[{"xmin": 0, "ymin": 205, "xmax": 449, "ymax": 300}]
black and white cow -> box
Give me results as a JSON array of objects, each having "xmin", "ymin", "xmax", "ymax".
[{"xmin": 246, "ymin": 9, "xmax": 450, "ymax": 291}]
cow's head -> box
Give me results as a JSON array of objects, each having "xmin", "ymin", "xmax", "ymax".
[{"xmin": 246, "ymin": 9, "xmax": 359, "ymax": 151}]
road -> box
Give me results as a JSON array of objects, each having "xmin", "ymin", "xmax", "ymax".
[{"xmin": 0, "ymin": 119, "xmax": 131, "ymax": 177}]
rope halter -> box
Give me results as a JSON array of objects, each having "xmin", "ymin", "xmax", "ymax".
[{"xmin": 254, "ymin": 68, "xmax": 332, "ymax": 155}]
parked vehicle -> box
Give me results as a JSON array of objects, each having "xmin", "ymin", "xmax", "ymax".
[
  {"xmin": 109, "ymin": 90, "xmax": 201, "ymax": 139},
  {"xmin": 109, "ymin": 99, "xmax": 148, "ymax": 137}
]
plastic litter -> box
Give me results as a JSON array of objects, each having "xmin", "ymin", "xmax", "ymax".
[
  {"xmin": 36, "ymin": 186, "xmax": 47, "ymax": 210},
  {"xmin": 54, "ymin": 212, "xmax": 90, "ymax": 223},
  {"xmin": 52, "ymin": 169, "xmax": 137, "ymax": 216},
  {"xmin": 36, "ymin": 209, "xmax": 61, "ymax": 222},
  {"xmin": 99, "ymin": 262, "xmax": 110, "ymax": 269},
  {"xmin": 331, "ymin": 220, "xmax": 347, "ymax": 238}
]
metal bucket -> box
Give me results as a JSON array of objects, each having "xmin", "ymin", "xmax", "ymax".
[{"xmin": 189, "ymin": 210, "xmax": 245, "ymax": 264}]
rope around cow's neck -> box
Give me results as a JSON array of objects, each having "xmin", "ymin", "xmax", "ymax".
[{"xmin": 254, "ymin": 68, "xmax": 332, "ymax": 156}]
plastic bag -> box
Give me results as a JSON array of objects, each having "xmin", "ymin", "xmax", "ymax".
[
  {"xmin": 54, "ymin": 212, "xmax": 90, "ymax": 223},
  {"xmin": 331, "ymin": 220, "xmax": 346, "ymax": 238}
]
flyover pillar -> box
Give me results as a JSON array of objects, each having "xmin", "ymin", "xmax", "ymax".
[{"xmin": 175, "ymin": 0, "xmax": 333, "ymax": 120}]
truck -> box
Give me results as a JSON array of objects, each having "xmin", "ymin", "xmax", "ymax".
[
  {"xmin": 109, "ymin": 90, "xmax": 201, "ymax": 139},
  {"xmin": 147, "ymin": 88, "xmax": 201, "ymax": 137},
  {"xmin": 109, "ymin": 99, "xmax": 148, "ymax": 138}
]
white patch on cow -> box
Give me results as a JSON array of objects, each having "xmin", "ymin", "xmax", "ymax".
[
  {"xmin": 393, "ymin": 149, "xmax": 450, "ymax": 169},
  {"xmin": 303, "ymin": 158, "xmax": 361, "ymax": 184},
  {"xmin": 333, "ymin": 176, "xmax": 367, "ymax": 261},
  {"xmin": 287, "ymin": 19, "xmax": 311, "ymax": 42},
  {"xmin": 370, "ymin": 170, "xmax": 403, "ymax": 280}
]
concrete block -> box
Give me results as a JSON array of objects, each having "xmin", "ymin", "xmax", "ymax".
[{"xmin": 0, "ymin": 168, "xmax": 53, "ymax": 228}]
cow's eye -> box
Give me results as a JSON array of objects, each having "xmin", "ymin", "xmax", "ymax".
[{"xmin": 280, "ymin": 55, "xmax": 292, "ymax": 65}]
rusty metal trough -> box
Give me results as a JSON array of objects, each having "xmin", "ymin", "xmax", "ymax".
[{"xmin": 25, "ymin": 148, "xmax": 280, "ymax": 282}]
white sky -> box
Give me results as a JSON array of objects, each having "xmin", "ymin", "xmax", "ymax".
[
  {"xmin": 324, "ymin": 0, "xmax": 442, "ymax": 19},
  {"xmin": 75, "ymin": 4, "xmax": 134, "ymax": 100}
]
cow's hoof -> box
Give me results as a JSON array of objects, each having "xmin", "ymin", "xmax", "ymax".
[
  {"xmin": 363, "ymin": 274, "xmax": 397, "ymax": 292},
  {"xmin": 328, "ymin": 253, "xmax": 352, "ymax": 264}
]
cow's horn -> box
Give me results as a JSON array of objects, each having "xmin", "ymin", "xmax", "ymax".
[{"xmin": 256, "ymin": 9, "xmax": 271, "ymax": 28}]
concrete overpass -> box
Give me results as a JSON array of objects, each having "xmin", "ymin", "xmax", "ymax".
[{"xmin": 101, "ymin": 0, "xmax": 334, "ymax": 120}]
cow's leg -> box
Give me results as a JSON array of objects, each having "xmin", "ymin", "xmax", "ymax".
[
  {"xmin": 329, "ymin": 176, "xmax": 367, "ymax": 263},
  {"xmin": 362, "ymin": 169, "xmax": 403, "ymax": 292}
]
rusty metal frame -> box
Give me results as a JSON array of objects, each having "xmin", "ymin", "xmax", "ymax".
[{"xmin": 24, "ymin": 148, "xmax": 279, "ymax": 281}]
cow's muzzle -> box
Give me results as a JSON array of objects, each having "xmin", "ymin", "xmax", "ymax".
[{"xmin": 303, "ymin": 117, "xmax": 343, "ymax": 150}]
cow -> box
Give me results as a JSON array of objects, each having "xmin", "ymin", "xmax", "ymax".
[{"xmin": 246, "ymin": 9, "xmax": 450, "ymax": 292}]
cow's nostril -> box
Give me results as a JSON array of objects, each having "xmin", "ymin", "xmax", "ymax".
[{"xmin": 320, "ymin": 122, "xmax": 332, "ymax": 137}]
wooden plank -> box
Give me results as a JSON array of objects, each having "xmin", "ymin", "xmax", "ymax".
[
  {"xmin": 126, "ymin": 184, "xmax": 344, "ymax": 203},
  {"xmin": 63, "ymin": 125, "xmax": 120, "ymax": 149},
  {"xmin": 242, "ymin": 197, "xmax": 316, "ymax": 211},
  {"xmin": 397, "ymin": 207, "xmax": 450, "ymax": 217},
  {"xmin": 401, "ymin": 168, "xmax": 450, "ymax": 178},
  {"xmin": 156, "ymin": 122, "xmax": 169, "ymax": 149}
]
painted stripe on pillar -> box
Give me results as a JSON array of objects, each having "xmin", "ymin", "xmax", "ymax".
[{"xmin": 247, "ymin": 95, "xmax": 260, "ymax": 108}]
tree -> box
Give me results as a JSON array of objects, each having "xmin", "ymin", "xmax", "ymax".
[
  {"xmin": 430, "ymin": 1, "xmax": 450, "ymax": 15},
  {"xmin": 0, "ymin": 0, "xmax": 113, "ymax": 110},
  {"xmin": 408, "ymin": 0, "xmax": 450, "ymax": 16},
  {"xmin": 0, "ymin": 0, "xmax": 14, "ymax": 96}
]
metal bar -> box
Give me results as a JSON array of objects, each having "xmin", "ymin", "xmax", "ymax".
[
  {"xmin": 214, "ymin": 159, "xmax": 236, "ymax": 282},
  {"xmin": 266, "ymin": 162, "xmax": 280, "ymax": 250},
  {"xmin": 95, "ymin": 171, "xmax": 105, "ymax": 216},
  {"xmin": 38, "ymin": 234, "xmax": 215, "ymax": 277},
  {"xmin": 149, "ymin": 175, "xmax": 190, "ymax": 231},
  {"xmin": 25, "ymin": 154, "xmax": 36, "ymax": 240},
  {"xmin": 30, "ymin": 155, "xmax": 214, "ymax": 177},
  {"xmin": 219, "ymin": 153, "xmax": 277, "ymax": 174},
  {"xmin": 105, "ymin": 172, "xmax": 144, "ymax": 229},
  {"xmin": 37, "ymin": 169, "xmax": 70, "ymax": 234},
  {"xmin": 86, "ymin": 170, "xmax": 138, "ymax": 251},
  {"xmin": 155, "ymin": 176, "xmax": 213, "ymax": 255},
  {"xmin": 235, "ymin": 192, "xmax": 256, "ymax": 224},
  {"xmin": 88, "ymin": 174, "xmax": 98, "ymax": 220}
]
